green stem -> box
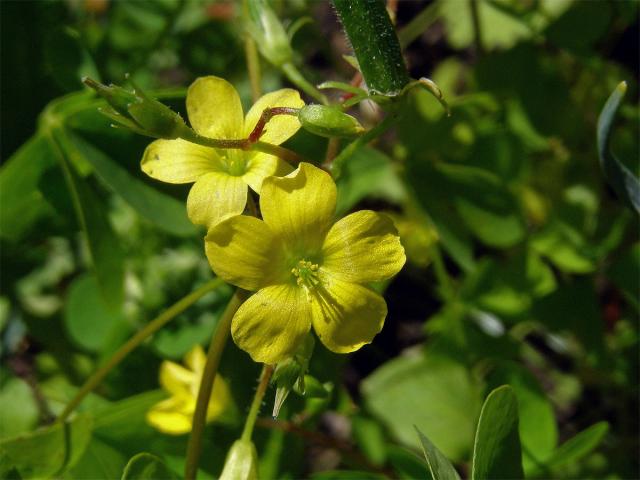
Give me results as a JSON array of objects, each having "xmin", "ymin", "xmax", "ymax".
[
  {"xmin": 469, "ymin": 0, "xmax": 484, "ymax": 56},
  {"xmin": 332, "ymin": 0, "xmax": 409, "ymax": 95},
  {"xmin": 398, "ymin": 2, "xmax": 439, "ymax": 48},
  {"xmin": 330, "ymin": 114, "xmax": 398, "ymax": 178},
  {"xmin": 243, "ymin": 0, "xmax": 262, "ymax": 102},
  {"xmin": 431, "ymin": 245, "xmax": 455, "ymax": 302},
  {"xmin": 57, "ymin": 278, "xmax": 225, "ymax": 423},
  {"xmin": 241, "ymin": 364, "xmax": 274, "ymax": 442},
  {"xmin": 184, "ymin": 291, "xmax": 244, "ymax": 480},
  {"xmin": 281, "ymin": 62, "xmax": 328, "ymax": 105}
]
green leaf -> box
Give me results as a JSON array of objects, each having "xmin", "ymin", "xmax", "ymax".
[
  {"xmin": 121, "ymin": 453, "xmax": 178, "ymax": 480},
  {"xmin": 67, "ymin": 437, "xmax": 128, "ymax": 480},
  {"xmin": 64, "ymin": 274, "xmax": 127, "ymax": 352},
  {"xmin": 415, "ymin": 427, "xmax": 461, "ymax": 480},
  {"xmin": 544, "ymin": 422, "xmax": 609, "ymax": 470},
  {"xmin": 0, "ymin": 414, "xmax": 93, "ymax": 478},
  {"xmin": 0, "ymin": 135, "xmax": 56, "ymax": 242},
  {"xmin": 488, "ymin": 363, "xmax": 558, "ymax": 473},
  {"xmin": 362, "ymin": 353, "xmax": 481, "ymax": 461},
  {"xmin": 471, "ymin": 385, "xmax": 524, "ymax": 480},
  {"xmin": 66, "ymin": 132, "xmax": 195, "ymax": 237},
  {"xmin": 311, "ymin": 471, "xmax": 386, "ymax": 480},
  {"xmin": 0, "ymin": 377, "xmax": 39, "ymax": 437},
  {"xmin": 47, "ymin": 127, "xmax": 125, "ymax": 309},
  {"xmin": 462, "ymin": 249, "xmax": 556, "ymax": 317},
  {"xmin": 597, "ymin": 82, "xmax": 639, "ymax": 213},
  {"xmin": 387, "ymin": 445, "xmax": 430, "ymax": 480},
  {"xmin": 336, "ymin": 147, "xmax": 406, "ymax": 215}
]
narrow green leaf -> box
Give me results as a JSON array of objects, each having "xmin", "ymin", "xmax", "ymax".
[
  {"xmin": 544, "ymin": 422, "xmax": 609, "ymax": 469},
  {"xmin": 415, "ymin": 427, "xmax": 461, "ymax": 480},
  {"xmin": 471, "ymin": 385, "xmax": 524, "ymax": 480},
  {"xmin": 597, "ymin": 81, "xmax": 639, "ymax": 213},
  {"xmin": 66, "ymin": 132, "xmax": 195, "ymax": 237},
  {"xmin": 0, "ymin": 415, "xmax": 93, "ymax": 478},
  {"xmin": 47, "ymin": 127, "xmax": 125, "ymax": 308},
  {"xmin": 121, "ymin": 453, "xmax": 177, "ymax": 480},
  {"xmin": 0, "ymin": 134, "xmax": 56, "ymax": 241}
]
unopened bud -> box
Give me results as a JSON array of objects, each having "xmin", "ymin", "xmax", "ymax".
[
  {"xmin": 83, "ymin": 76, "xmax": 188, "ymax": 139},
  {"xmin": 219, "ymin": 440, "xmax": 258, "ymax": 480},
  {"xmin": 247, "ymin": 0, "xmax": 293, "ymax": 67},
  {"xmin": 299, "ymin": 105, "xmax": 364, "ymax": 138},
  {"xmin": 271, "ymin": 335, "xmax": 314, "ymax": 418}
]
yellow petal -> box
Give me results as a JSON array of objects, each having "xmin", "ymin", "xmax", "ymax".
[
  {"xmin": 160, "ymin": 360, "xmax": 194, "ymax": 396},
  {"xmin": 243, "ymin": 89, "xmax": 304, "ymax": 145},
  {"xmin": 311, "ymin": 276, "xmax": 387, "ymax": 353},
  {"xmin": 322, "ymin": 210, "xmax": 406, "ymax": 283},
  {"xmin": 205, "ymin": 215, "xmax": 286, "ymax": 291},
  {"xmin": 184, "ymin": 344, "xmax": 206, "ymax": 374},
  {"xmin": 146, "ymin": 396, "xmax": 193, "ymax": 435},
  {"xmin": 231, "ymin": 284, "xmax": 311, "ymax": 364},
  {"xmin": 242, "ymin": 152, "xmax": 293, "ymax": 193},
  {"xmin": 261, "ymin": 163, "xmax": 336, "ymax": 252},
  {"xmin": 141, "ymin": 139, "xmax": 221, "ymax": 184},
  {"xmin": 186, "ymin": 172, "xmax": 247, "ymax": 227},
  {"xmin": 186, "ymin": 76, "xmax": 244, "ymax": 139}
]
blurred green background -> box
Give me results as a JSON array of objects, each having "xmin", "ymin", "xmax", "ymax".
[{"xmin": 1, "ymin": 0, "xmax": 638, "ymax": 479}]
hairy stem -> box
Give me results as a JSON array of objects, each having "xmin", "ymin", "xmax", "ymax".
[
  {"xmin": 57, "ymin": 278, "xmax": 225, "ymax": 423},
  {"xmin": 184, "ymin": 290, "xmax": 244, "ymax": 480},
  {"xmin": 330, "ymin": 114, "xmax": 398, "ymax": 178},
  {"xmin": 241, "ymin": 364, "xmax": 275, "ymax": 442}
]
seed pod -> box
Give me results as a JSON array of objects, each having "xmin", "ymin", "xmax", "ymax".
[{"xmin": 298, "ymin": 105, "xmax": 364, "ymax": 138}]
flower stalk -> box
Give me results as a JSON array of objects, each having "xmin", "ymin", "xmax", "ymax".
[
  {"xmin": 184, "ymin": 290, "xmax": 245, "ymax": 480},
  {"xmin": 241, "ymin": 364, "xmax": 275, "ymax": 442},
  {"xmin": 57, "ymin": 278, "xmax": 225, "ymax": 423}
]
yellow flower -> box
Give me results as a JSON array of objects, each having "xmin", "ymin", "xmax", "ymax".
[
  {"xmin": 205, "ymin": 163, "xmax": 406, "ymax": 364},
  {"xmin": 146, "ymin": 345, "xmax": 230, "ymax": 435},
  {"xmin": 141, "ymin": 76, "xmax": 304, "ymax": 227}
]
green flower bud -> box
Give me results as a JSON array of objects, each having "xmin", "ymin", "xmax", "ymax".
[
  {"xmin": 271, "ymin": 335, "xmax": 315, "ymax": 418},
  {"xmin": 219, "ymin": 440, "xmax": 258, "ymax": 480},
  {"xmin": 298, "ymin": 105, "xmax": 364, "ymax": 138},
  {"xmin": 83, "ymin": 76, "xmax": 188, "ymax": 139},
  {"xmin": 247, "ymin": 0, "xmax": 293, "ymax": 67}
]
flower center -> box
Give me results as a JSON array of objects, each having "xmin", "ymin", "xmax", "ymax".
[
  {"xmin": 221, "ymin": 151, "xmax": 246, "ymax": 176},
  {"xmin": 291, "ymin": 259, "xmax": 320, "ymax": 292}
]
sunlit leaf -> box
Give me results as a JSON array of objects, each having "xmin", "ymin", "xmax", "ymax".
[{"xmin": 471, "ymin": 385, "xmax": 523, "ymax": 480}]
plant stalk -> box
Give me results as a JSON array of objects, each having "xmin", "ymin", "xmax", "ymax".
[
  {"xmin": 57, "ymin": 278, "xmax": 225, "ymax": 423},
  {"xmin": 184, "ymin": 290, "xmax": 244, "ymax": 480},
  {"xmin": 241, "ymin": 364, "xmax": 275, "ymax": 442}
]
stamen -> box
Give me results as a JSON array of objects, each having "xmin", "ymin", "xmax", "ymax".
[{"xmin": 291, "ymin": 259, "xmax": 320, "ymax": 300}]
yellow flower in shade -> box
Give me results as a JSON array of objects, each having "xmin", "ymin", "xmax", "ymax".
[
  {"xmin": 146, "ymin": 345, "xmax": 230, "ymax": 435},
  {"xmin": 205, "ymin": 163, "xmax": 406, "ymax": 364},
  {"xmin": 141, "ymin": 76, "xmax": 304, "ymax": 227}
]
